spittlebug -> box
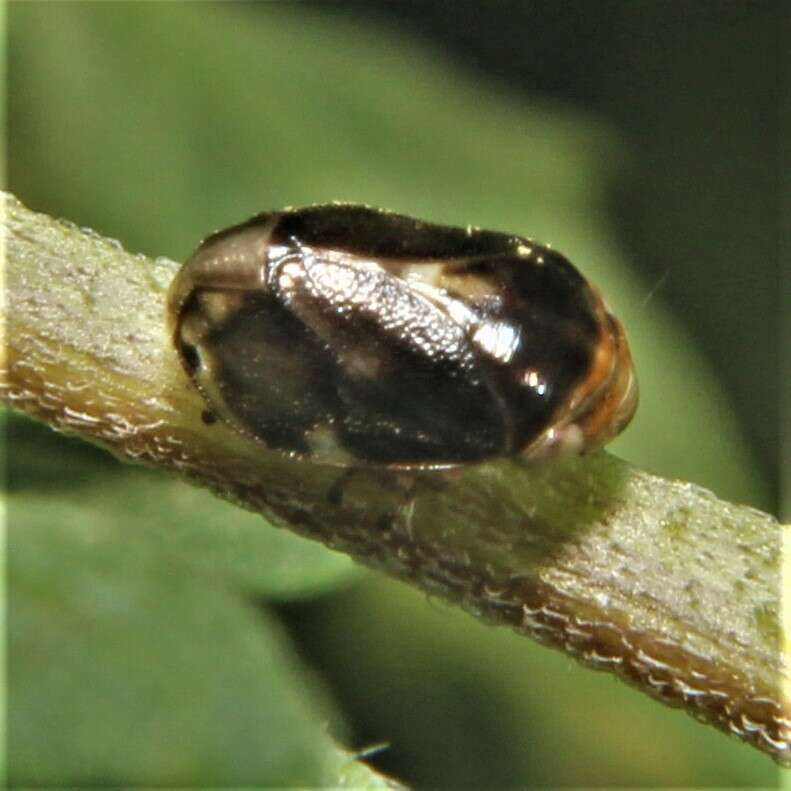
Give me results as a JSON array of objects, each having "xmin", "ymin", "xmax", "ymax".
[{"xmin": 167, "ymin": 204, "xmax": 637, "ymax": 469}]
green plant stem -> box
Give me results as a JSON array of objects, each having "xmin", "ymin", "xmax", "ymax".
[{"xmin": 2, "ymin": 192, "xmax": 788, "ymax": 764}]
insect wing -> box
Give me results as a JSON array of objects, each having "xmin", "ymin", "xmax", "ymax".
[{"xmin": 271, "ymin": 249, "xmax": 508, "ymax": 464}]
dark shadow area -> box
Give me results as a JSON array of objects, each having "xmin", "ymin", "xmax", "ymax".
[
  {"xmin": 275, "ymin": 589, "xmax": 541, "ymax": 788},
  {"xmin": 5, "ymin": 413, "xmax": 121, "ymax": 492}
]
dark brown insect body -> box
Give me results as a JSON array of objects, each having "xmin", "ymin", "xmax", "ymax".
[{"xmin": 167, "ymin": 204, "xmax": 637, "ymax": 468}]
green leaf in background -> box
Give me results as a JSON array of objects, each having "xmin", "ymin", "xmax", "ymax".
[
  {"xmin": 6, "ymin": 1, "xmax": 776, "ymax": 786},
  {"xmin": 8, "ymin": 492, "xmax": 345, "ymax": 786},
  {"xmin": 7, "ymin": 411, "xmax": 362, "ymax": 784}
]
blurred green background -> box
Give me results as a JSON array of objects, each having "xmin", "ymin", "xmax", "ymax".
[{"xmin": 7, "ymin": 1, "xmax": 781, "ymax": 786}]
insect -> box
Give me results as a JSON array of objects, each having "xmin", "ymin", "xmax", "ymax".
[{"xmin": 167, "ymin": 204, "xmax": 637, "ymax": 469}]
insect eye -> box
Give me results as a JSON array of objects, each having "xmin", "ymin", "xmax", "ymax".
[{"xmin": 179, "ymin": 341, "xmax": 201, "ymax": 373}]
